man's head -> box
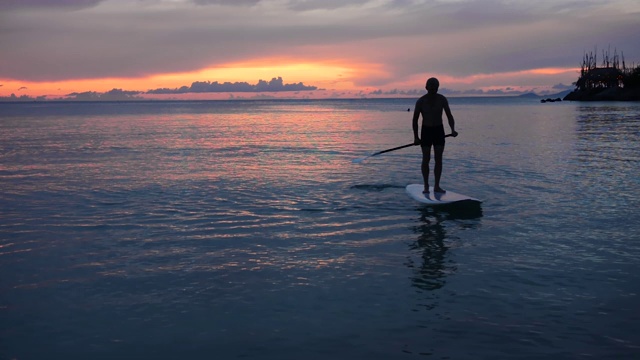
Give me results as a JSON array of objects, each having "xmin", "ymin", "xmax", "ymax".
[{"xmin": 426, "ymin": 77, "xmax": 439, "ymax": 93}]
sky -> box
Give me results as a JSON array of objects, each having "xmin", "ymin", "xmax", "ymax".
[{"xmin": 1, "ymin": 0, "xmax": 639, "ymax": 100}]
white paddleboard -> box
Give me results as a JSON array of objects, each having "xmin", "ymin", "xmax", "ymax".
[{"xmin": 406, "ymin": 184, "xmax": 481, "ymax": 205}]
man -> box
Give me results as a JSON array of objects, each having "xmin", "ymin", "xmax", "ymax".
[{"xmin": 412, "ymin": 77, "xmax": 458, "ymax": 194}]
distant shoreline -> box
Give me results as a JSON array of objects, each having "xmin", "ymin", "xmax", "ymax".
[
  {"xmin": 0, "ymin": 93, "xmax": 600, "ymax": 103},
  {"xmin": 1, "ymin": 91, "xmax": 639, "ymax": 103},
  {"xmin": 0, "ymin": 95, "xmax": 562, "ymax": 103}
]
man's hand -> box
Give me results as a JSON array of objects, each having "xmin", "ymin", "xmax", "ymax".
[
  {"xmin": 414, "ymin": 137, "xmax": 421, "ymax": 145},
  {"xmin": 451, "ymin": 130, "xmax": 459, "ymax": 137}
]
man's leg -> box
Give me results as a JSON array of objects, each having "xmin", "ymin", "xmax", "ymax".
[
  {"xmin": 421, "ymin": 145, "xmax": 431, "ymax": 193},
  {"xmin": 433, "ymin": 145, "xmax": 445, "ymax": 193}
]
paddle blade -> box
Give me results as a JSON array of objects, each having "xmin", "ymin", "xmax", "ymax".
[{"xmin": 352, "ymin": 156, "xmax": 369, "ymax": 164}]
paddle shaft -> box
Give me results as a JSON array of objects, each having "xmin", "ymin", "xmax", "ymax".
[
  {"xmin": 370, "ymin": 143, "xmax": 415, "ymax": 156},
  {"xmin": 352, "ymin": 133, "xmax": 456, "ymax": 163},
  {"xmin": 370, "ymin": 133, "xmax": 454, "ymax": 157}
]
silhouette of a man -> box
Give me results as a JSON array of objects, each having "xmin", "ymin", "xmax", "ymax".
[{"xmin": 412, "ymin": 77, "xmax": 457, "ymax": 193}]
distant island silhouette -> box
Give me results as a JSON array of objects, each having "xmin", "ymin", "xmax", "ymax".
[{"xmin": 563, "ymin": 48, "xmax": 640, "ymax": 101}]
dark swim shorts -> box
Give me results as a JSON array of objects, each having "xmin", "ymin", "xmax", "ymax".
[{"xmin": 421, "ymin": 124, "xmax": 446, "ymax": 147}]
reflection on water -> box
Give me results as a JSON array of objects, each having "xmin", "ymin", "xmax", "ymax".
[
  {"xmin": 575, "ymin": 105, "xmax": 639, "ymax": 145},
  {"xmin": 406, "ymin": 204, "xmax": 482, "ymax": 308},
  {"xmin": 573, "ymin": 104, "xmax": 640, "ymax": 200},
  {"xmin": 407, "ymin": 215, "xmax": 448, "ymax": 294}
]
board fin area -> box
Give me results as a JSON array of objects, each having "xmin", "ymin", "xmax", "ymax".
[{"xmin": 406, "ymin": 184, "xmax": 481, "ymax": 205}]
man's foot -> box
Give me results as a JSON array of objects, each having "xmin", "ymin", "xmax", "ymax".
[
  {"xmin": 434, "ymin": 186, "xmax": 446, "ymax": 193},
  {"xmin": 423, "ymin": 185, "xmax": 430, "ymax": 194}
]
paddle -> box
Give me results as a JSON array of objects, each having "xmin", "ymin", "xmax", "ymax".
[{"xmin": 352, "ymin": 133, "xmax": 455, "ymax": 163}]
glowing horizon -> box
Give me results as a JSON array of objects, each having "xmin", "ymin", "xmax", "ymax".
[
  {"xmin": 1, "ymin": 59, "xmax": 371, "ymax": 98},
  {"xmin": 0, "ymin": 63, "xmax": 580, "ymax": 100}
]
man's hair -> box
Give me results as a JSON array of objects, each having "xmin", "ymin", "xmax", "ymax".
[{"xmin": 426, "ymin": 77, "xmax": 439, "ymax": 89}]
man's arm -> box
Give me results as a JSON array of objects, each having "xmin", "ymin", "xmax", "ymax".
[
  {"xmin": 443, "ymin": 98, "xmax": 457, "ymax": 136},
  {"xmin": 412, "ymin": 100, "xmax": 421, "ymax": 144}
]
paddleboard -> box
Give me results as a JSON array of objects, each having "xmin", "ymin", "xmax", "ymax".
[{"xmin": 406, "ymin": 184, "xmax": 481, "ymax": 205}]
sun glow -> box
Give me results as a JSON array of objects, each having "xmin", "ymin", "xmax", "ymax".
[
  {"xmin": 160, "ymin": 60, "xmax": 356, "ymax": 86},
  {"xmin": 0, "ymin": 59, "xmax": 366, "ymax": 99}
]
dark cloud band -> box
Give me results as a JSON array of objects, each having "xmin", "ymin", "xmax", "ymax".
[{"xmin": 146, "ymin": 77, "xmax": 317, "ymax": 94}]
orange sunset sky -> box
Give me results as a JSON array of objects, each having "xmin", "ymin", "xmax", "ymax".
[{"xmin": 1, "ymin": 0, "xmax": 638, "ymax": 100}]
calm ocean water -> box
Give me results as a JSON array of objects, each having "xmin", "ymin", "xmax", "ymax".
[{"xmin": 1, "ymin": 98, "xmax": 639, "ymax": 359}]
